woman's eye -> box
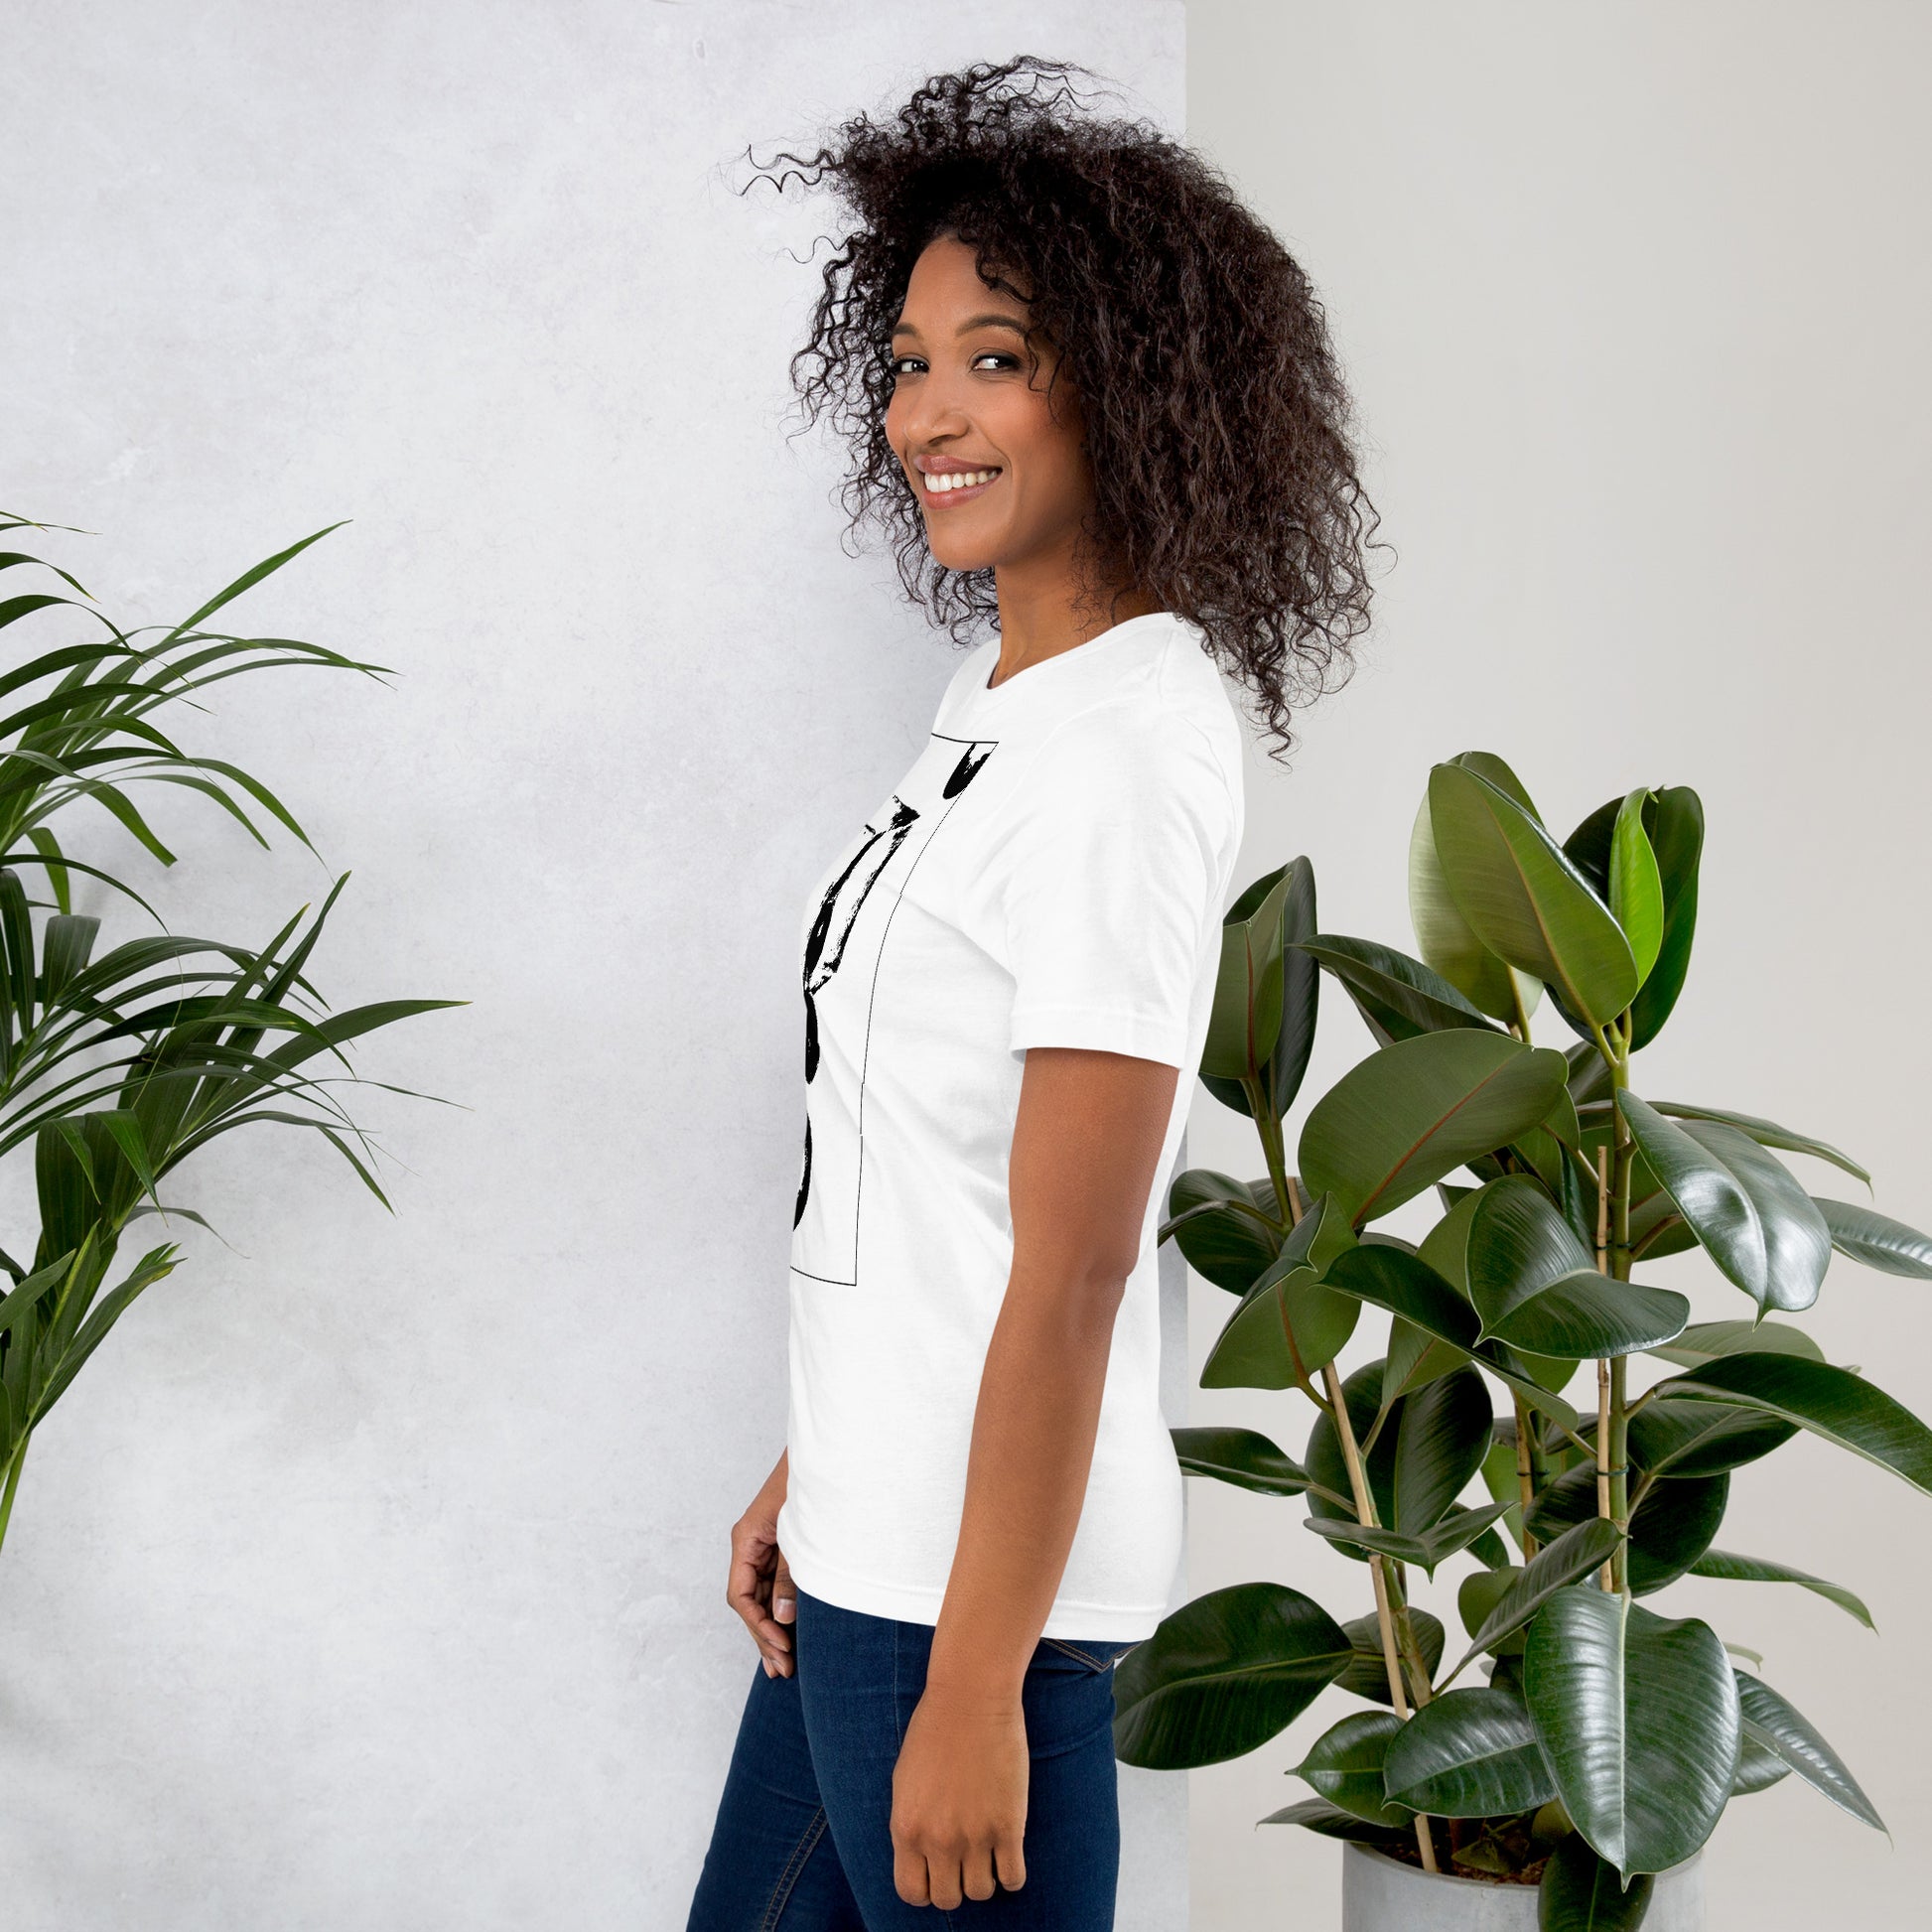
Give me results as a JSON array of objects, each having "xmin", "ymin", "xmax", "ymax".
[{"xmin": 885, "ymin": 351, "xmax": 1017, "ymax": 378}]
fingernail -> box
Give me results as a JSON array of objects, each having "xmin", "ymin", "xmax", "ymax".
[
  {"xmin": 775, "ymin": 1597, "xmax": 794, "ymax": 1623},
  {"xmin": 762, "ymin": 1658, "xmax": 774, "ymax": 1678}
]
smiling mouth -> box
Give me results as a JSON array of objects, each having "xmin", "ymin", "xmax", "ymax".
[{"xmin": 920, "ymin": 467, "xmax": 1002, "ymax": 505}]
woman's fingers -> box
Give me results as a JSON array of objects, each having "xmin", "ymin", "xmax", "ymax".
[
  {"xmin": 726, "ymin": 1520, "xmax": 793, "ymax": 1674},
  {"xmin": 893, "ymin": 1844, "xmax": 933, "ymax": 1909},
  {"xmin": 926, "ymin": 1855, "xmax": 965, "ymax": 1912},
  {"xmin": 994, "ymin": 1830, "xmax": 1027, "ymax": 1892},
  {"xmin": 772, "ymin": 1550, "xmax": 796, "ymax": 1627},
  {"xmin": 961, "ymin": 1843, "xmax": 1000, "ymax": 1903}
]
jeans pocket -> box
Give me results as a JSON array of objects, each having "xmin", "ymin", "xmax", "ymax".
[{"xmin": 1035, "ymin": 1635, "xmax": 1139, "ymax": 1674}]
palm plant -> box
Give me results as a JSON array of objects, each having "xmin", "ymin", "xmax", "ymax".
[
  {"xmin": 0, "ymin": 512, "xmax": 460, "ymax": 1559},
  {"xmin": 1115, "ymin": 751, "xmax": 1932, "ymax": 1927}
]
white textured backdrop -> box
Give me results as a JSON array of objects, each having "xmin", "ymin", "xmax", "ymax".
[
  {"xmin": 0, "ymin": 6, "xmax": 1190, "ymax": 1927},
  {"xmin": 1185, "ymin": 5, "xmax": 1931, "ymax": 1929}
]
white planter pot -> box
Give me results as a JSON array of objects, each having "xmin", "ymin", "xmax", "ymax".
[{"xmin": 1341, "ymin": 1842, "xmax": 1704, "ymax": 1931}]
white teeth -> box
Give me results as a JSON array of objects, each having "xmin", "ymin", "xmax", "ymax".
[{"xmin": 927, "ymin": 468, "xmax": 998, "ymax": 492}]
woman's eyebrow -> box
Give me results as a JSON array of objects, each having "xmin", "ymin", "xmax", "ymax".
[{"xmin": 890, "ymin": 314, "xmax": 1030, "ymax": 340}]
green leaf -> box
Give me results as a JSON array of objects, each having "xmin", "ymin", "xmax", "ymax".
[
  {"xmin": 1734, "ymin": 1670, "xmax": 1884, "ymax": 1831},
  {"xmin": 1323, "ymin": 1249, "xmax": 1479, "ymax": 1354},
  {"xmin": 1410, "ymin": 785, "xmax": 1530, "ymax": 1022},
  {"xmin": 1197, "ymin": 861, "xmax": 1321, "ymax": 1120},
  {"xmin": 1294, "ymin": 1711, "xmax": 1413, "ymax": 1827},
  {"xmin": 1428, "ymin": 762, "xmax": 1639, "ymax": 1029},
  {"xmin": 1307, "ymin": 1360, "xmax": 1400, "ymax": 1563},
  {"xmin": 0, "ymin": 1251, "xmax": 77, "ymax": 1338},
  {"xmin": 1616, "ymin": 1094, "xmax": 1831, "ymax": 1314},
  {"xmin": 1301, "ymin": 1032, "xmax": 1571, "ymax": 1229},
  {"xmin": 1657, "ymin": 1352, "xmax": 1932, "ymax": 1496},
  {"xmin": 39, "ymin": 910, "xmax": 99, "ymax": 1001},
  {"xmin": 1336, "ymin": 1609, "xmax": 1445, "ymax": 1707},
  {"xmin": 1607, "ymin": 788, "xmax": 1664, "ymax": 986},
  {"xmin": 1256, "ymin": 1796, "xmax": 1406, "ymax": 1842},
  {"xmin": 1813, "ymin": 1196, "xmax": 1932, "ymax": 1280},
  {"xmin": 1626, "ymin": 1399, "xmax": 1796, "ymax": 1478},
  {"xmin": 1537, "ymin": 1832, "xmax": 1657, "ymax": 1930},
  {"xmin": 1645, "ymin": 1318, "xmax": 1822, "ymax": 1369},
  {"xmin": 1627, "ymin": 787, "xmax": 1703, "ymax": 1049},
  {"xmin": 154, "ymin": 520, "xmax": 350, "ymax": 645},
  {"xmin": 1464, "ymin": 1173, "xmax": 1593, "ymax": 1320},
  {"xmin": 1171, "ymin": 1426, "xmax": 1312, "ymax": 1498},
  {"xmin": 1112, "ymin": 1582, "xmax": 1354, "ymax": 1768},
  {"xmin": 1731, "ymin": 1728, "xmax": 1794, "ymax": 1796},
  {"xmin": 1294, "ymin": 933, "xmax": 1502, "ymax": 1042},
  {"xmin": 1166, "ymin": 1170, "xmax": 1279, "ymax": 1293},
  {"xmin": 1321, "ymin": 1243, "xmax": 1585, "ymax": 1435},
  {"xmin": 98, "ymin": 1109, "xmax": 160, "ymax": 1210},
  {"xmin": 1491, "ymin": 1273, "xmax": 1691, "ymax": 1362},
  {"xmin": 1454, "ymin": 751, "xmax": 1545, "ymax": 822},
  {"xmin": 1393, "ymin": 1363, "xmax": 1493, "ymax": 1534},
  {"xmin": 1202, "ymin": 867, "xmax": 1292, "ymax": 1081},
  {"xmin": 1383, "ymin": 1315, "xmax": 1466, "ymax": 1404},
  {"xmin": 1689, "ymin": 1550, "xmax": 1874, "ymax": 1631},
  {"xmin": 1669, "ymin": 1117, "xmax": 1831, "ymax": 1312},
  {"xmin": 1526, "ymin": 1466, "xmax": 1728, "ymax": 1595},
  {"xmin": 1523, "ymin": 1589, "xmax": 1739, "ymax": 1880},
  {"xmin": 31, "ymin": 1242, "xmax": 182, "ymax": 1422},
  {"xmin": 1462, "ymin": 1176, "xmax": 1689, "ymax": 1358},
  {"xmin": 1581, "ymin": 1099, "xmax": 1869, "ymax": 1186},
  {"xmin": 1446, "ymin": 1518, "xmax": 1626, "ymax": 1680},
  {"xmin": 1564, "ymin": 787, "xmax": 1704, "ymax": 1052},
  {"xmin": 1382, "ymin": 1686, "xmax": 1557, "ymax": 1817},
  {"xmin": 1200, "ymin": 1193, "xmax": 1360, "ymax": 1389},
  {"xmin": 1305, "ymin": 1500, "xmax": 1514, "ymax": 1579},
  {"xmin": 1459, "ymin": 1566, "xmax": 1528, "ymax": 1659},
  {"xmin": 1417, "ymin": 1180, "xmax": 1487, "ymax": 1291}
]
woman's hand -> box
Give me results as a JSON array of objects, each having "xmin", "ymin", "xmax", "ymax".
[
  {"xmin": 890, "ymin": 1679, "xmax": 1029, "ymax": 1907},
  {"xmin": 727, "ymin": 1449, "xmax": 797, "ymax": 1677}
]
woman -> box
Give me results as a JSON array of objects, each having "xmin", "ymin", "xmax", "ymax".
[{"xmin": 688, "ymin": 57, "xmax": 1376, "ymax": 1930}]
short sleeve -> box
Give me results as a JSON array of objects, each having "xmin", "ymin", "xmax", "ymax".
[{"xmin": 986, "ymin": 703, "xmax": 1237, "ymax": 1068}]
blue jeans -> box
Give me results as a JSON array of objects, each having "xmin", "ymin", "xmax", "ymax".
[{"xmin": 685, "ymin": 1587, "xmax": 1137, "ymax": 1930}]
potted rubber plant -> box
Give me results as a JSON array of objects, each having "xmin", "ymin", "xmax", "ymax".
[
  {"xmin": 0, "ymin": 512, "xmax": 460, "ymax": 1561},
  {"xmin": 1114, "ymin": 752, "xmax": 1931, "ymax": 1929}
]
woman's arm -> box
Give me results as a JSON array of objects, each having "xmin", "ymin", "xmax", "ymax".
[{"xmin": 890, "ymin": 1043, "xmax": 1180, "ymax": 1910}]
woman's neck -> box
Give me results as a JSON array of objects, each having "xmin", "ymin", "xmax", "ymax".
[{"xmin": 988, "ymin": 554, "xmax": 1161, "ymax": 687}]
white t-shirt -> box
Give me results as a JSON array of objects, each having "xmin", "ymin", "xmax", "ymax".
[{"xmin": 775, "ymin": 610, "xmax": 1246, "ymax": 1640}]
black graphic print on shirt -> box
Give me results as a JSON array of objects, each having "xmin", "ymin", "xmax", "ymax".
[{"xmin": 792, "ymin": 733, "xmax": 997, "ymax": 1286}]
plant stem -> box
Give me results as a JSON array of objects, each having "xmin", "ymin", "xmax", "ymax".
[
  {"xmin": 1594, "ymin": 1362, "xmax": 1614, "ymax": 1591},
  {"xmin": 1267, "ymin": 1112, "xmax": 1436, "ymax": 1863},
  {"xmin": 1393, "ymin": 1598, "xmax": 1437, "ymax": 1712},
  {"xmin": 1622, "ymin": 1383, "xmax": 1661, "ymax": 1421},
  {"xmin": 1593, "ymin": 1146, "xmax": 1615, "ymax": 1591},
  {"xmin": 1248, "ymin": 1075, "xmax": 1294, "ymax": 1231},
  {"xmin": 1607, "ymin": 1354, "xmax": 1630, "ymax": 1594},
  {"xmin": 1507, "ymin": 969, "xmax": 1534, "ymax": 1042},
  {"xmin": 1274, "ymin": 1278, "xmax": 1330, "ymax": 1415},
  {"xmin": 1512, "ymin": 1395, "xmax": 1539, "ymax": 1559},
  {"xmin": 0, "ymin": 1433, "xmax": 27, "ymax": 1561},
  {"xmin": 1604, "ymin": 1030, "xmax": 1634, "ymax": 1595},
  {"xmin": 1319, "ymin": 1358, "xmax": 1439, "ymax": 1874}
]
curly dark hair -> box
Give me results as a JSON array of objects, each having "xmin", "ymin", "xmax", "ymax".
[{"xmin": 746, "ymin": 55, "xmax": 1384, "ymax": 761}]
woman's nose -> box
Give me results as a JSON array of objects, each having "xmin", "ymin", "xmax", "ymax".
[{"xmin": 896, "ymin": 379, "xmax": 972, "ymax": 447}]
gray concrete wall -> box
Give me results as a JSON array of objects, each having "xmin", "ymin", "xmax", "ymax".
[
  {"xmin": 0, "ymin": 6, "xmax": 1189, "ymax": 1926},
  {"xmin": 1184, "ymin": 5, "xmax": 1931, "ymax": 1928}
]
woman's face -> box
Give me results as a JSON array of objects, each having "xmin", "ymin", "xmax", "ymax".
[{"xmin": 884, "ymin": 232, "xmax": 1093, "ymax": 578}]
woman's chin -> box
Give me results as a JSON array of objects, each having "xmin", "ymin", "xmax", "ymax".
[{"xmin": 923, "ymin": 536, "xmax": 1003, "ymax": 575}]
